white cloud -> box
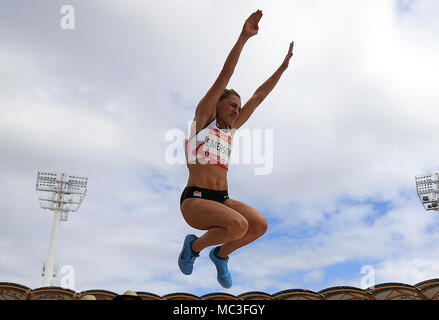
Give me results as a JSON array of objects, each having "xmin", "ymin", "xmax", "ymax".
[
  {"xmin": 374, "ymin": 256, "xmax": 439, "ymax": 285},
  {"xmin": 303, "ymin": 269, "xmax": 325, "ymax": 283}
]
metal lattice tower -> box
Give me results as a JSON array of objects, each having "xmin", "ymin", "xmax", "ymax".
[
  {"xmin": 415, "ymin": 172, "xmax": 439, "ymax": 212},
  {"xmin": 36, "ymin": 171, "xmax": 87, "ymax": 286}
]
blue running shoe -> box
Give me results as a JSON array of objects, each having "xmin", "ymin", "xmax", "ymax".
[
  {"xmin": 209, "ymin": 246, "xmax": 232, "ymax": 288},
  {"xmin": 178, "ymin": 234, "xmax": 199, "ymax": 275}
]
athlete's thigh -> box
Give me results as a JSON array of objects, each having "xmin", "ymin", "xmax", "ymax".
[
  {"xmin": 180, "ymin": 198, "xmax": 245, "ymax": 231},
  {"xmin": 223, "ymin": 198, "xmax": 266, "ymax": 224}
]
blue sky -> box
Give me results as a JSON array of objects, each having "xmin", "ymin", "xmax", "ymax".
[
  {"xmin": 396, "ymin": 0, "xmax": 416, "ymax": 14},
  {"xmin": 1, "ymin": 0, "xmax": 439, "ymax": 297}
]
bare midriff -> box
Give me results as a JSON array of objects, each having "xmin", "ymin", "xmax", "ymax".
[{"xmin": 186, "ymin": 162, "xmax": 228, "ymax": 191}]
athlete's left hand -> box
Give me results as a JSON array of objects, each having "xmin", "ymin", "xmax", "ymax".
[{"xmin": 280, "ymin": 41, "xmax": 294, "ymax": 70}]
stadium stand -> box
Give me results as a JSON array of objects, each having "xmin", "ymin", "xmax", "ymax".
[{"xmin": 2, "ymin": 279, "xmax": 439, "ymax": 300}]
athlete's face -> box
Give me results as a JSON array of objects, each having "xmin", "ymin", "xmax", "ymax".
[{"xmin": 217, "ymin": 95, "xmax": 241, "ymax": 127}]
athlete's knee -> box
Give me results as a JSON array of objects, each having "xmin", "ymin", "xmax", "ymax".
[
  {"xmin": 250, "ymin": 216, "xmax": 268, "ymax": 238},
  {"xmin": 227, "ymin": 217, "xmax": 249, "ymax": 240},
  {"xmin": 257, "ymin": 217, "xmax": 268, "ymax": 236}
]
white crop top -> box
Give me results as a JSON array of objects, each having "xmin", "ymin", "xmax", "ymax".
[{"xmin": 186, "ymin": 119, "xmax": 233, "ymax": 170}]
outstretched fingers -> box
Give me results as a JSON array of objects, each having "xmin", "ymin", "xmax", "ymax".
[
  {"xmin": 255, "ymin": 9, "xmax": 263, "ymax": 22},
  {"xmin": 242, "ymin": 9, "xmax": 263, "ymax": 38},
  {"xmin": 281, "ymin": 41, "xmax": 295, "ymax": 69},
  {"xmin": 246, "ymin": 12, "xmax": 256, "ymax": 23},
  {"xmin": 288, "ymin": 41, "xmax": 294, "ymax": 56},
  {"xmin": 255, "ymin": 10, "xmax": 263, "ymax": 25},
  {"xmin": 248, "ymin": 9, "xmax": 262, "ymax": 23}
]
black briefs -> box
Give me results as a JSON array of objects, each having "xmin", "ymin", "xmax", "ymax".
[{"xmin": 180, "ymin": 186, "xmax": 229, "ymax": 206}]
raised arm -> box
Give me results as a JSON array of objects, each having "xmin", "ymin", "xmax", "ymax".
[
  {"xmin": 194, "ymin": 10, "xmax": 263, "ymax": 129},
  {"xmin": 233, "ymin": 41, "xmax": 294, "ymax": 129}
]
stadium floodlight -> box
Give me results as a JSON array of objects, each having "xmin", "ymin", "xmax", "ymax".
[
  {"xmin": 415, "ymin": 172, "xmax": 439, "ymax": 212},
  {"xmin": 36, "ymin": 171, "xmax": 88, "ymax": 287}
]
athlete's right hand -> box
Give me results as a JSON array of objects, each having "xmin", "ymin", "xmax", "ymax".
[{"xmin": 241, "ymin": 9, "xmax": 263, "ymax": 39}]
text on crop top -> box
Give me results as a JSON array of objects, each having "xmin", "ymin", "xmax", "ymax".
[{"xmin": 186, "ymin": 119, "xmax": 233, "ymax": 170}]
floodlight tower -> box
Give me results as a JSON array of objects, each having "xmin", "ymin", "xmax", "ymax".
[
  {"xmin": 415, "ymin": 172, "xmax": 439, "ymax": 212},
  {"xmin": 36, "ymin": 171, "xmax": 88, "ymax": 287}
]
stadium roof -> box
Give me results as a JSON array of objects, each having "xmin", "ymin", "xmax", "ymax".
[{"xmin": 2, "ymin": 278, "xmax": 439, "ymax": 300}]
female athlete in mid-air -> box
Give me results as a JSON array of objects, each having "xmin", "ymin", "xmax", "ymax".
[{"xmin": 179, "ymin": 9, "xmax": 294, "ymax": 288}]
